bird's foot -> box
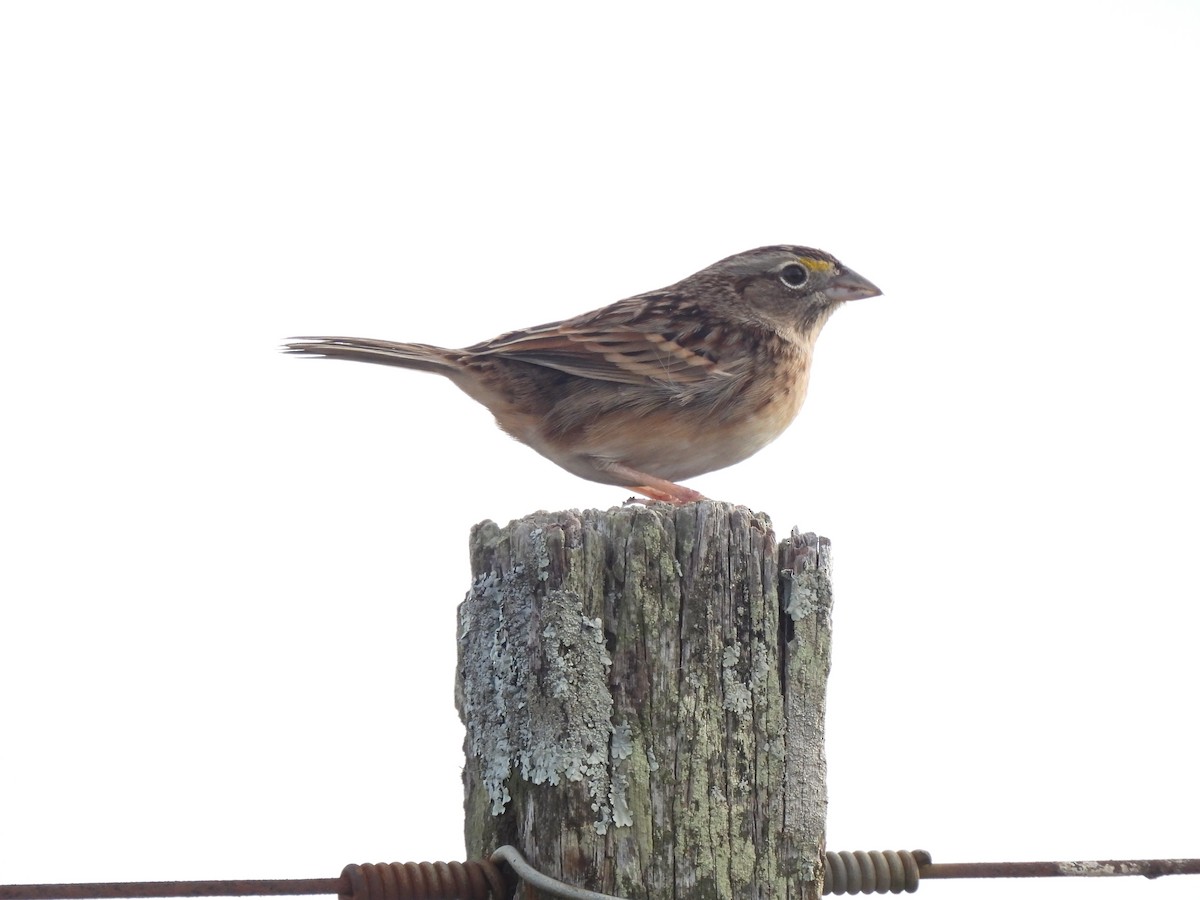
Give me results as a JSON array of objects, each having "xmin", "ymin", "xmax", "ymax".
[{"xmin": 625, "ymin": 482, "xmax": 708, "ymax": 506}]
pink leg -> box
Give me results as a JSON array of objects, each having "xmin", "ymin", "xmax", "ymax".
[{"xmin": 601, "ymin": 462, "xmax": 708, "ymax": 505}]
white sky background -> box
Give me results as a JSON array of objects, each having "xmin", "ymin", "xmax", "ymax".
[{"xmin": 2, "ymin": 2, "xmax": 1198, "ymax": 898}]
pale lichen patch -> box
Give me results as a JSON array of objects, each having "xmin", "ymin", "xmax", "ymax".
[
  {"xmin": 721, "ymin": 642, "xmax": 753, "ymax": 716},
  {"xmin": 458, "ymin": 555, "xmax": 621, "ymax": 831},
  {"xmin": 783, "ymin": 569, "xmax": 822, "ymax": 620}
]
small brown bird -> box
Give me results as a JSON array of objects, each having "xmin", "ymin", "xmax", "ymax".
[{"xmin": 285, "ymin": 246, "xmax": 880, "ymax": 503}]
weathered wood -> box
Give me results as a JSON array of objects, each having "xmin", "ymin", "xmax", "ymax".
[{"xmin": 456, "ymin": 501, "xmax": 832, "ymax": 900}]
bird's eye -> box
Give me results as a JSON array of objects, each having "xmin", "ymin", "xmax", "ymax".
[{"xmin": 779, "ymin": 263, "xmax": 809, "ymax": 288}]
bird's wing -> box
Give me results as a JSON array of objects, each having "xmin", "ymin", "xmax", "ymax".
[{"xmin": 468, "ymin": 294, "xmax": 732, "ymax": 387}]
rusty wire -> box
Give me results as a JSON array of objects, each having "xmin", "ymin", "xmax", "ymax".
[
  {"xmin": 0, "ymin": 879, "xmax": 344, "ymax": 900},
  {"xmin": 921, "ymin": 858, "xmax": 1200, "ymax": 880},
  {"xmin": 823, "ymin": 851, "xmax": 1200, "ymax": 895},
  {"xmin": 0, "ymin": 860, "xmax": 510, "ymax": 900},
  {"xmin": 2, "ymin": 847, "xmax": 1200, "ymax": 900}
]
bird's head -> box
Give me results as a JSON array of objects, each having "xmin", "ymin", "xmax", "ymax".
[{"xmin": 694, "ymin": 245, "xmax": 882, "ymax": 338}]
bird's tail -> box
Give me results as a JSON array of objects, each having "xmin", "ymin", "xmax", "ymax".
[{"xmin": 282, "ymin": 336, "xmax": 459, "ymax": 375}]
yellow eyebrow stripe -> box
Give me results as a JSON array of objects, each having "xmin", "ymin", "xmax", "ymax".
[{"xmin": 798, "ymin": 258, "xmax": 835, "ymax": 274}]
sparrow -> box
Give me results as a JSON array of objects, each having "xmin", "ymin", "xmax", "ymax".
[{"xmin": 284, "ymin": 245, "xmax": 880, "ymax": 503}]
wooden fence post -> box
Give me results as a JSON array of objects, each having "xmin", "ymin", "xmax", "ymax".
[{"xmin": 456, "ymin": 501, "xmax": 833, "ymax": 900}]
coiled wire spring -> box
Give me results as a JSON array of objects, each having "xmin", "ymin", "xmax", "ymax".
[
  {"xmin": 340, "ymin": 860, "xmax": 507, "ymax": 900},
  {"xmin": 824, "ymin": 850, "xmax": 931, "ymax": 895}
]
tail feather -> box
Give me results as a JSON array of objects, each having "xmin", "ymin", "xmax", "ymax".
[{"xmin": 282, "ymin": 337, "xmax": 458, "ymax": 375}]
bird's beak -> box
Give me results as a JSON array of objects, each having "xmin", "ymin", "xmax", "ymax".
[{"xmin": 826, "ymin": 267, "xmax": 882, "ymax": 302}]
